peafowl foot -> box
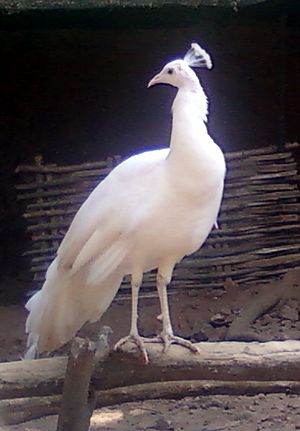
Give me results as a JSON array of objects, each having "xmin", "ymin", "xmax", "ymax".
[
  {"xmin": 114, "ymin": 333, "xmax": 150, "ymax": 364},
  {"xmin": 148, "ymin": 332, "xmax": 200, "ymax": 354}
]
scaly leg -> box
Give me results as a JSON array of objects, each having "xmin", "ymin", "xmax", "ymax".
[
  {"xmin": 151, "ymin": 265, "xmax": 199, "ymax": 354},
  {"xmin": 114, "ymin": 272, "xmax": 150, "ymax": 363}
]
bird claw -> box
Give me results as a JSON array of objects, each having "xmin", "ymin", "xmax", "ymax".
[
  {"xmin": 114, "ymin": 334, "xmax": 150, "ymax": 364},
  {"xmin": 147, "ymin": 333, "xmax": 200, "ymax": 354}
]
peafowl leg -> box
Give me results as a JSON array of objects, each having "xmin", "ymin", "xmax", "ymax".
[
  {"xmin": 154, "ymin": 268, "xmax": 199, "ymax": 354},
  {"xmin": 114, "ymin": 272, "xmax": 150, "ymax": 363}
]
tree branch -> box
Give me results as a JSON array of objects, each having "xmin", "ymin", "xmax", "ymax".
[
  {"xmin": 2, "ymin": 340, "xmax": 300, "ymax": 401},
  {"xmin": 2, "ymin": 379, "xmax": 300, "ymax": 426}
]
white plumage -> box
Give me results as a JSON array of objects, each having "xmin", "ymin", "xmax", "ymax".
[{"xmin": 25, "ymin": 43, "xmax": 226, "ymax": 363}]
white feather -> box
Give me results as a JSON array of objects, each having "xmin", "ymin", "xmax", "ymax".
[
  {"xmin": 25, "ymin": 258, "xmax": 123, "ymax": 354},
  {"xmin": 25, "ymin": 43, "xmax": 226, "ymax": 357}
]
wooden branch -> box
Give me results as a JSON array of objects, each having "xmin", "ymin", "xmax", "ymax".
[
  {"xmin": 27, "ymin": 196, "xmax": 84, "ymax": 210},
  {"xmin": 286, "ymin": 142, "xmax": 300, "ymax": 150},
  {"xmin": 23, "ymin": 207, "xmax": 77, "ymax": 219},
  {"xmin": 0, "ymin": 394, "xmax": 61, "ymax": 425},
  {"xmin": 16, "ymin": 170, "xmax": 110, "ymax": 191},
  {"xmin": 56, "ymin": 338, "xmax": 97, "ymax": 431},
  {"xmin": 225, "ymin": 144, "xmax": 293, "ymax": 159},
  {"xmin": 96, "ymin": 379, "xmax": 300, "ymax": 402},
  {"xmin": 2, "ymin": 379, "xmax": 300, "ymax": 426},
  {"xmin": 17, "ymin": 187, "xmax": 86, "ymax": 200},
  {"xmin": 15, "ymin": 159, "xmax": 112, "ymax": 174},
  {"xmin": 2, "ymin": 341, "xmax": 300, "ymax": 401}
]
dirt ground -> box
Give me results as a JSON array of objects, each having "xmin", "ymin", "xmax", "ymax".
[
  {"xmin": 2, "ymin": 394, "xmax": 300, "ymax": 431},
  {"xmin": 1, "ymin": 277, "xmax": 300, "ymax": 430}
]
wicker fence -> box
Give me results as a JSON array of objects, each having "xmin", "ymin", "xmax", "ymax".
[{"xmin": 15, "ymin": 144, "xmax": 300, "ymax": 295}]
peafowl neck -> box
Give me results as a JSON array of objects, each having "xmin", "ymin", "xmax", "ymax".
[
  {"xmin": 169, "ymin": 84, "xmax": 211, "ymax": 158},
  {"xmin": 173, "ymin": 82, "xmax": 208, "ymax": 122},
  {"xmin": 167, "ymin": 83, "xmax": 225, "ymax": 189}
]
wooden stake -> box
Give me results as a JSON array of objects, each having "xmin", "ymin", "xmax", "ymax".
[{"xmin": 56, "ymin": 337, "xmax": 96, "ymax": 431}]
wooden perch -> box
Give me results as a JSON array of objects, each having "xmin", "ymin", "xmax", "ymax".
[
  {"xmin": 2, "ymin": 340, "xmax": 300, "ymax": 401},
  {"xmin": 2, "ymin": 340, "xmax": 300, "ymax": 425}
]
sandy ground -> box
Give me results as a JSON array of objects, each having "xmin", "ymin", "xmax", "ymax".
[{"xmin": 1, "ymin": 280, "xmax": 300, "ymax": 430}]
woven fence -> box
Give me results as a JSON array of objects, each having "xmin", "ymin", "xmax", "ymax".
[{"xmin": 15, "ymin": 144, "xmax": 300, "ymax": 295}]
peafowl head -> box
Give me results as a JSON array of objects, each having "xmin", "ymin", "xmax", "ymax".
[{"xmin": 148, "ymin": 43, "xmax": 212, "ymax": 90}]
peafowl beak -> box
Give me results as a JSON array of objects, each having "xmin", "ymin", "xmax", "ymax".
[{"xmin": 147, "ymin": 72, "xmax": 163, "ymax": 88}]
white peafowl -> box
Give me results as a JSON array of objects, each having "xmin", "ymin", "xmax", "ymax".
[{"xmin": 25, "ymin": 43, "xmax": 226, "ymax": 363}]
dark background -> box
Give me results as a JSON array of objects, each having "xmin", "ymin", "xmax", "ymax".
[{"xmin": 0, "ymin": 0, "xmax": 299, "ymax": 302}]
